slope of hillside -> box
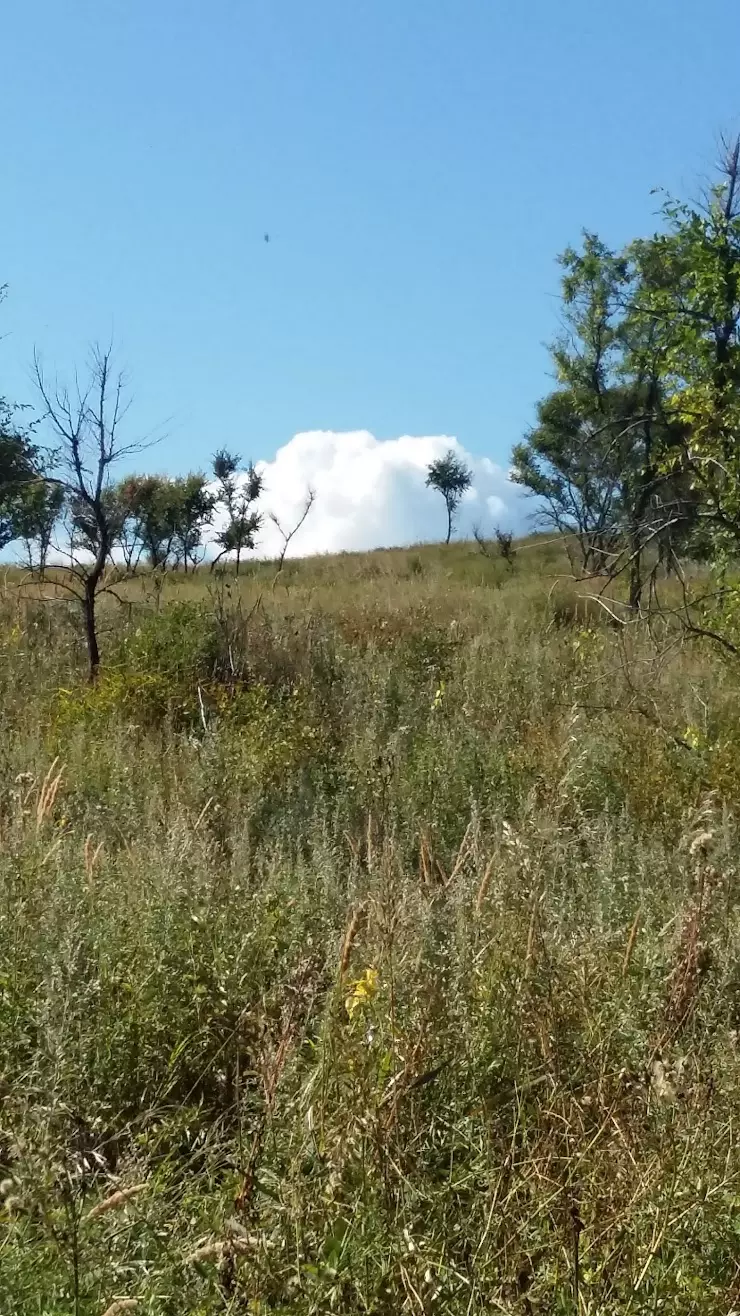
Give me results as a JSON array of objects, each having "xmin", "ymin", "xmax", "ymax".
[{"xmin": 1, "ymin": 538, "xmax": 739, "ymax": 1313}]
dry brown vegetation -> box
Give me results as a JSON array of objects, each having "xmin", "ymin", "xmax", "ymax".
[{"xmin": 2, "ymin": 537, "xmax": 740, "ymax": 1313}]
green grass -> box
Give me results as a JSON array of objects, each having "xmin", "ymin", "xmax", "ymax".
[{"xmin": 2, "ymin": 537, "xmax": 740, "ymax": 1313}]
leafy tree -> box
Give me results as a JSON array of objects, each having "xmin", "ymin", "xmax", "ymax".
[
  {"xmin": 211, "ymin": 449, "xmax": 263, "ymax": 574},
  {"xmin": 13, "ymin": 478, "xmax": 65, "ymax": 574},
  {"xmin": 117, "ymin": 475, "xmax": 180, "ymax": 570},
  {"xmin": 0, "ymin": 287, "xmax": 50, "ymax": 550},
  {"xmin": 172, "ymin": 473, "xmax": 214, "ymax": 572},
  {"xmin": 512, "ymin": 386, "xmax": 627, "ymax": 574},
  {"xmin": 0, "ymin": 413, "xmax": 39, "ymax": 550},
  {"xmin": 513, "ymin": 233, "xmax": 692, "ymax": 606},
  {"xmin": 628, "ymin": 137, "xmax": 740, "ymax": 552},
  {"xmin": 426, "ymin": 449, "xmax": 472, "ymax": 544},
  {"xmin": 116, "ymin": 473, "xmax": 214, "ymax": 573},
  {"xmin": 0, "ymin": 410, "xmax": 68, "ymax": 577}
]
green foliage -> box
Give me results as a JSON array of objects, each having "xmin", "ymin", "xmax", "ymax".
[
  {"xmin": 512, "ymin": 144, "xmax": 740, "ymax": 616},
  {"xmin": 4, "ymin": 539, "xmax": 737, "ymax": 1310},
  {"xmin": 4, "ymin": 541, "xmax": 740, "ymax": 1311},
  {"xmin": 50, "ymin": 602, "xmax": 224, "ymax": 731},
  {"xmin": 0, "ymin": 405, "xmax": 43, "ymax": 550},
  {"xmin": 513, "ymin": 233, "xmax": 689, "ymax": 602},
  {"xmin": 11, "ymin": 477, "xmax": 65, "ymax": 570},
  {"xmin": 116, "ymin": 472, "xmax": 214, "ymax": 570},
  {"xmin": 512, "ymin": 384, "xmax": 627, "ymax": 566},
  {"xmin": 629, "ymin": 142, "xmax": 740, "ymax": 538},
  {"xmin": 0, "ymin": 287, "xmax": 42, "ymax": 551},
  {"xmin": 47, "ymin": 604, "xmax": 337, "ymax": 822},
  {"xmin": 13, "ymin": 132, "xmax": 740, "ymax": 1311},
  {"xmin": 211, "ymin": 448, "xmax": 263, "ymax": 573},
  {"xmin": 121, "ymin": 600, "xmax": 222, "ymax": 681},
  {"xmin": 426, "ymin": 448, "xmax": 472, "ymax": 543}
]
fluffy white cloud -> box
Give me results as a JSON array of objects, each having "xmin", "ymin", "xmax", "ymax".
[{"xmin": 216, "ymin": 430, "xmax": 525, "ymax": 560}]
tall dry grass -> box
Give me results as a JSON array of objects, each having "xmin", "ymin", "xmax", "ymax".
[{"xmin": 1, "ymin": 538, "xmax": 740, "ymax": 1311}]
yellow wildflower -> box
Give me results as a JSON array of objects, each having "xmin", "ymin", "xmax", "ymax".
[{"xmin": 345, "ymin": 966, "xmax": 379, "ymax": 1019}]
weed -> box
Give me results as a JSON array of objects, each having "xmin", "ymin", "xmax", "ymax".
[{"xmin": 2, "ymin": 539, "xmax": 740, "ymax": 1311}]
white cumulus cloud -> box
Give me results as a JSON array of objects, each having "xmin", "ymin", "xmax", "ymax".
[{"xmin": 217, "ymin": 430, "xmax": 525, "ymax": 560}]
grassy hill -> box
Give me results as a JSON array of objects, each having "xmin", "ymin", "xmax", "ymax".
[{"xmin": 2, "ymin": 537, "xmax": 740, "ymax": 1313}]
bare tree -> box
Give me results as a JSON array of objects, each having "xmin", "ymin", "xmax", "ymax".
[
  {"xmin": 33, "ymin": 344, "xmax": 149, "ymax": 679},
  {"xmin": 269, "ymin": 488, "xmax": 316, "ymax": 581},
  {"xmin": 473, "ymin": 524, "xmax": 517, "ymax": 574}
]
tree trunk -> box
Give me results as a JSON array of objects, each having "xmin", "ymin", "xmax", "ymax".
[
  {"xmin": 235, "ymin": 546, "xmax": 241, "ymax": 575},
  {"xmin": 629, "ymin": 544, "xmax": 643, "ymax": 610},
  {"xmin": 83, "ymin": 580, "xmax": 100, "ymax": 682},
  {"xmin": 624, "ymin": 521, "xmax": 642, "ymax": 607},
  {"xmin": 445, "ymin": 503, "xmax": 452, "ymax": 545},
  {"xmin": 659, "ymin": 530, "xmax": 675, "ymax": 579}
]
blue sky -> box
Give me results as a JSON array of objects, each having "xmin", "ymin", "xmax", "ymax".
[{"xmin": 4, "ymin": 0, "xmax": 740, "ymax": 490}]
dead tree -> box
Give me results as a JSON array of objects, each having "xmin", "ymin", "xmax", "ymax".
[
  {"xmin": 473, "ymin": 524, "xmax": 517, "ymax": 573},
  {"xmin": 269, "ymin": 488, "xmax": 316, "ymax": 584},
  {"xmin": 33, "ymin": 344, "xmax": 150, "ymax": 679}
]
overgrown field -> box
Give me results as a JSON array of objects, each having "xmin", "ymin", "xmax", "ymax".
[{"xmin": 3, "ymin": 539, "xmax": 740, "ymax": 1313}]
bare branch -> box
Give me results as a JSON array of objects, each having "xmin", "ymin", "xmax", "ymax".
[
  {"xmin": 269, "ymin": 488, "xmax": 316, "ymax": 582},
  {"xmin": 29, "ymin": 341, "xmax": 154, "ymax": 678}
]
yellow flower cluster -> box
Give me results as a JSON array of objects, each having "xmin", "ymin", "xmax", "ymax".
[{"xmin": 344, "ymin": 966, "xmax": 379, "ymax": 1020}]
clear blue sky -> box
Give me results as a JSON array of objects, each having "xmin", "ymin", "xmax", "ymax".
[{"xmin": 3, "ymin": 0, "xmax": 740, "ymax": 474}]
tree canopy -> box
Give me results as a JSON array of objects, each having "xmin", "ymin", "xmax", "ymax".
[
  {"xmin": 426, "ymin": 450, "xmax": 472, "ymax": 544},
  {"xmin": 512, "ymin": 144, "xmax": 740, "ymax": 617}
]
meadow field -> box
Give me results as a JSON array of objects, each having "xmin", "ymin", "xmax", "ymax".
[{"xmin": 2, "ymin": 538, "xmax": 740, "ymax": 1313}]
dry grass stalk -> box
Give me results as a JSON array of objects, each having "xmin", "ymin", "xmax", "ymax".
[
  {"xmin": 187, "ymin": 1239, "xmax": 226, "ymax": 1263},
  {"xmin": 418, "ymin": 831, "xmax": 447, "ymax": 887},
  {"xmin": 524, "ymin": 902, "xmax": 538, "ymax": 979},
  {"xmin": 400, "ymin": 1262, "xmax": 425, "ymax": 1314},
  {"xmin": 84, "ymin": 834, "xmax": 105, "ymax": 881},
  {"xmin": 662, "ymin": 900, "xmax": 709, "ymax": 1041},
  {"xmin": 344, "ymin": 830, "xmax": 361, "ymax": 866},
  {"xmin": 193, "ymin": 795, "xmax": 214, "ymax": 832},
  {"xmin": 236, "ymin": 960, "xmax": 317, "ymax": 1216},
  {"xmin": 689, "ymin": 829, "xmax": 715, "ymax": 858},
  {"xmin": 85, "ymin": 1183, "xmax": 147, "ymax": 1221},
  {"xmin": 41, "ymin": 837, "xmax": 65, "ymax": 866},
  {"xmin": 419, "ymin": 832, "xmax": 433, "ymax": 887},
  {"xmin": 474, "ymin": 855, "xmax": 496, "ymax": 915},
  {"xmin": 622, "ymin": 908, "xmax": 642, "ymax": 976},
  {"xmin": 366, "ymin": 811, "xmax": 375, "ymax": 872},
  {"xmin": 447, "ymin": 817, "xmax": 476, "ymax": 887},
  {"xmin": 187, "ymin": 1235, "xmax": 259, "ymax": 1264},
  {"xmin": 338, "ymin": 903, "xmax": 365, "ymax": 979},
  {"xmin": 100, "ymin": 1301, "xmax": 138, "ymax": 1316},
  {"xmin": 224, "ymin": 1235, "xmax": 257, "ymax": 1256},
  {"xmin": 36, "ymin": 757, "xmax": 65, "ymax": 830}
]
